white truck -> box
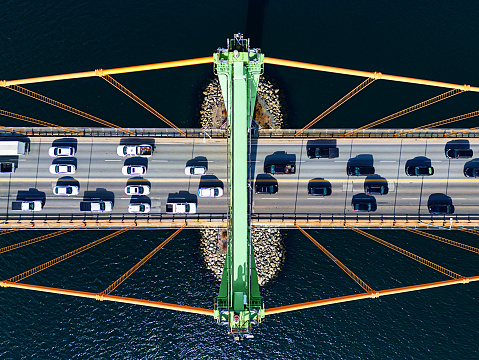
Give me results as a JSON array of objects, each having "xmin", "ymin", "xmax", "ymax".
[
  {"xmin": 0, "ymin": 141, "xmax": 27, "ymax": 156},
  {"xmin": 80, "ymin": 201, "xmax": 113, "ymax": 212},
  {"xmin": 12, "ymin": 200, "xmax": 42, "ymax": 211},
  {"xmin": 165, "ymin": 202, "xmax": 197, "ymax": 214},
  {"xmin": 117, "ymin": 144, "xmax": 152, "ymax": 157}
]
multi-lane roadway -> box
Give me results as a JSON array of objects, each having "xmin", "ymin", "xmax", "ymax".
[{"xmin": 0, "ymin": 136, "xmax": 478, "ymax": 217}]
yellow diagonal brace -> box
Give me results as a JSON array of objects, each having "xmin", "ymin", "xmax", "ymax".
[
  {"xmin": 100, "ymin": 224, "xmax": 186, "ymax": 296},
  {"xmin": 0, "ymin": 225, "xmax": 84, "ymax": 254},
  {"xmin": 7, "ymin": 226, "xmax": 134, "ymax": 283},
  {"xmin": 348, "ymin": 226, "xmax": 462, "ymax": 279},
  {"xmin": 100, "ymin": 75, "xmax": 186, "ymax": 136},
  {"xmin": 295, "ymin": 77, "xmax": 377, "ymax": 137},
  {"xmin": 0, "ymin": 109, "xmax": 82, "ymax": 134},
  {"xmin": 401, "ymin": 228, "xmax": 479, "ymax": 254},
  {"xmin": 395, "ymin": 109, "xmax": 479, "ymax": 137},
  {"xmin": 6, "ymin": 85, "xmax": 136, "ymax": 136},
  {"xmin": 345, "ymin": 89, "xmax": 464, "ymax": 137},
  {"xmin": 295, "ymin": 224, "xmax": 374, "ymax": 292}
]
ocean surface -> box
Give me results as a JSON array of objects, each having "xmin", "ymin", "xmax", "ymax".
[{"xmin": 1, "ymin": 1, "xmax": 479, "ymax": 359}]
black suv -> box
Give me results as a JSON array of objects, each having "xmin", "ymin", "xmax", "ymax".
[
  {"xmin": 364, "ymin": 183, "xmax": 388, "ymax": 195},
  {"xmin": 445, "ymin": 148, "xmax": 473, "ymax": 159},
  {"xmin": 428, "ymin": 203, "xmax": 454, "ymax": 214},
  {"xmin": 308, "ymin": 185, "xmax": 332, "ymax": 196},
  {"xmin": 255, "ymin": 183, "xmax": 278, "ymax": 194},
  {"xmin": 351, "ymin": 199, "xmax": 377, "ymax": 212},
  {"xmin": 464, "ymin": 166, "xmax": 479, "ymax": 178},
  {"xmin": 307, "ymin": 146, "xmax": 339, "ymax": 159},
  {"xmin": 264, "ymin": 164, "xmax": 296, "ymax": 174},
  {"xmin": 405, "ymin": 165, "xmax": 434, "ymax": 176},
  {"xmin": 347, "ymin": 165, "xmax": 375, "ymax": 176}
]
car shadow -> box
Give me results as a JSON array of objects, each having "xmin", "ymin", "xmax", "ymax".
[
  {"xmin": 347, "ymin": 154, "xmax": 374, "ymax": 168},
  {"xmin": 130, "ymin": 195, "xmax": 151, "ymax": 205},
  {"xmin": 16, "ymin": 188, "xmax": 46, "ymax": 205},
  {"xmin": 123, "ymin": 157, "xmax": 148, "ymax": 168},
  {"xmin": 167, "ymin": 190, "xmax": 197, "ymax": 204},
  {"xmin": 405, "ymin": 156, "xmax": 432, "ymax": 168},
  {"xmin": 51, "ymin": 138, "xmax": 78, "ymax": 152},
  {"xmin": 56, "ymin": 176, "xmax": 80, "ymax": 188},
  {"xmin": 126, "ymin": 177, "xmax": 151, "ymax": 187},
  {"xmin": 308, "ymin": 178, "xmax": 332, "ymax": 189},
  {"xmin": 445, "ymin": 139, "xmax": 471, "ymax": 153},
  {"xmin": 264, "ymin": 151, "xmax": 296, "ymax": 166},
  {"xmin": 52, "ymin": 157, "xmax": 77, "ymax": 166},
  {"xmin": 83, "ymin": 188, "xmax": 115, "ymax": 204},
  {"xmin": 199, "ymin": 175, "xmax": 223, "ymax": 189},
  {"xmin": 186, "ymin": 156, "xmax": 208, "ymax": 170}
]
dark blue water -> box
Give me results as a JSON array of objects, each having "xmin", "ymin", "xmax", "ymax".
[{"xmin": 1, "ymin": 1, "xmax": 479, "ymax": 358}]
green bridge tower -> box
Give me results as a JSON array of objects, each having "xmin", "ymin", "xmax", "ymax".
[{"xmin": 213, "ymin": 34, "xmax": 265, "ymax": 338}]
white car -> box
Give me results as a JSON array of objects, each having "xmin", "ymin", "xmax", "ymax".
[
  {"xmin": 122, "ymin": 165, "xmax": 147, "ymax": 176},
  {"xmin": 165, "ymin": 202, "xmax": 197, "ymax": 214},
  {"xmin": 49, "ymin": 146, "xmax": 75, "ymax": 157},
  {"xmin": 49, "ymin": 164, "xmax": 76, "ymax": 175},
  {"xmin": 128, "ymin": 203, "xmax": 151, "ymax": 213},
  {"xmin": 117, "ymin": 145, "xmax": 152, "ymax": 157},
  {"xmin": 124, "ymin": 185, "xmax": 150, "ymax": 195},
  {"xmin": 198, "ymin": 187, "xmax": 223, "ymax": 198},
  {"xmin": 185, "ymin": 166, "xmax": 207, "ymax": 175},
  {"xmin": 53, "ymin": 185, "xmax": 79, "ymax": 196}
]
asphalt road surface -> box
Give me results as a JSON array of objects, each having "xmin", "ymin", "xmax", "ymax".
[{"xmin": 0, "ymin": 136, "xmax": 478, "ymax": 217}]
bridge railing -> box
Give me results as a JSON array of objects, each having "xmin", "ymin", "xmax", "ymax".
[
  {"xmin": 2, "ymin": 213, "xmax": 479, "ymax": 229},
  {"xmin": 2, "ymin": 127, "xmax": 479, "ymax": 138}
]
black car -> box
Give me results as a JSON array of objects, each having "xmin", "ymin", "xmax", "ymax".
[
  {"xmin": 347, "ymin": 165, "xmax": 375, "ymax": 176},
  {"xmin": 307, "ymin": 146, "xmax": 339, "ymax": 159},
  {"xmin": 464, "ymin": 167, "xmax": 479, "ymax": 178},
  {"xmin": 255, "ymin": 184, "xmax": 278, "ymax": 194},
  {"xmin": 428, "ymin": 203, "xmax": 454, "ymax": 214},
  {"xmin": 264, "ymin": 164, "xmax": 296, "ymax": 174},
  {"xmin": 352, "ymin": 200, "xmax": 377, "ymax": 212},
  {"xmin": 308, "ymin": 186, "xmax": 332, "ymax": 196},
  {"xmin": 445, "ymin": 148, "xmax": 473, "ymax": 159},
  {"xmin": 364, "ymin": 183, "xmax": 389, "ymax": 195},
  {"xmin": 405, "ymin": 165, "xmax": 434, "ymax": 176}
]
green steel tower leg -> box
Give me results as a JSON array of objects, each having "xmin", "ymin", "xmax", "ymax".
[{"xmin": 213, "ymin": 34, "xmax": 265, "ymax": 338}]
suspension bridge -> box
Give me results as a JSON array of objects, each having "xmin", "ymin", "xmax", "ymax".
[{"xmin": 1, "ymin": 34, "xmax": 479, "ymax": 339}]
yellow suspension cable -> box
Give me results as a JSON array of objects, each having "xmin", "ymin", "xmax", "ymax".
[
  {"xmin": 345, "ymin": 89, "xmax": 464, "ymax": 137},
  {"xmin": 0, "ymin": 226, "xmax": 84, "ymax": 254},
  {"xmin": 295, "ymin": 224, "xmax": 374, "ymax": 292},
  {"xmin": 264, "ymin": 57, "xmax": 479, "ymax": 92},
  {"xmin": 7, "ymin": 226, "xmax": 134, "ymax": 283},
  {"xmin": 294, "ymin": 77, "xmax": 377, "ymax": 137},
  {"xmin": 400, "ymin": 228, "xmax": 479, "ymax": 254},
  {"xmin": 100, "ymin": 224, "xmax": 186, "ymax": 296},
  {"xmin": 264, "ymin": 276, "xmax": 478, "ymax": 316},
  {"xmin": 395, "ymin": 109, "xmax": 479, "ymax": 137},
  {"xmin": 1, "ymin": 57, "xmax": 213, "ymax": 86},
  {"xmin": 100, "ymin": 74, "xmax": 186, "ymax": 136},
  {"xmin": 348, "ymin": 226, "xmax": 462, "ymax": 279},
  {"xmin": 0, "ymin": 281, "xmax": 214, "ymax": 316},
  {"xmin": 6, "ymin": 85, "xmax": 136, "ymax": 136},
  {"xmin": 0, "ymin": 109, "xmax": 82, "ymax": 134}
]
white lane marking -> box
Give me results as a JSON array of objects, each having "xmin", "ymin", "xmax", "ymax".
[
  {"xmin": 334, "ymin": 161, "xmax": 348, "ymax": 162},
  {"xmin": 261, "ymin": 198, "xmax": 279, "ymax": 200},
  {"xmin": 431, "ymin": 161, "xmax": 442, "ymax": 163},
  {"xmin": 380, "ymin": 160, "xmax": 396, "ymax": 163},
  {"xmin": 19, "ymin": 159, "xmax": 27, "ymax": 162},
  {"xmin": 105, "ymin": 159, "xmax": 121, "ymax": 162},
  {"xmin": 401, "ymin": 197, "xmax": 419, "ymax": 200}
]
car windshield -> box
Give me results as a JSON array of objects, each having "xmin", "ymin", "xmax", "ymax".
[
  {"xmin": 139, "ymin": 205, "xmax": 145, "ymax": 212},
  {"xmin": 28, "ymin": 203, "xmax": 34, "ymax": 210},
  {"xmin": 312, "ymin": 187, "xmax": 326, "ymax": 195},
  {"xmin": 417, "ymin": 167, "xmax": 429, "ymax": 175},
  {"xmin": 185, "ymin": 204, "xmax": 190, "ymax": 212},
  {"xmin": 66, "ymin": 187, "xmax": 72, "ymax": 194},
  {"xmin": 100, "ymin": 203, "xmax": 105, "ymax": 210},
  {"xmin": 214, "ymin": 189, "xmax": 219, "ymax": 196}
]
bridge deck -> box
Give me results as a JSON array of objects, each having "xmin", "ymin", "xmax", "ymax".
[{"xmin": 1, "ymin": 136, "xmax": 479, "ymax": 227}]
